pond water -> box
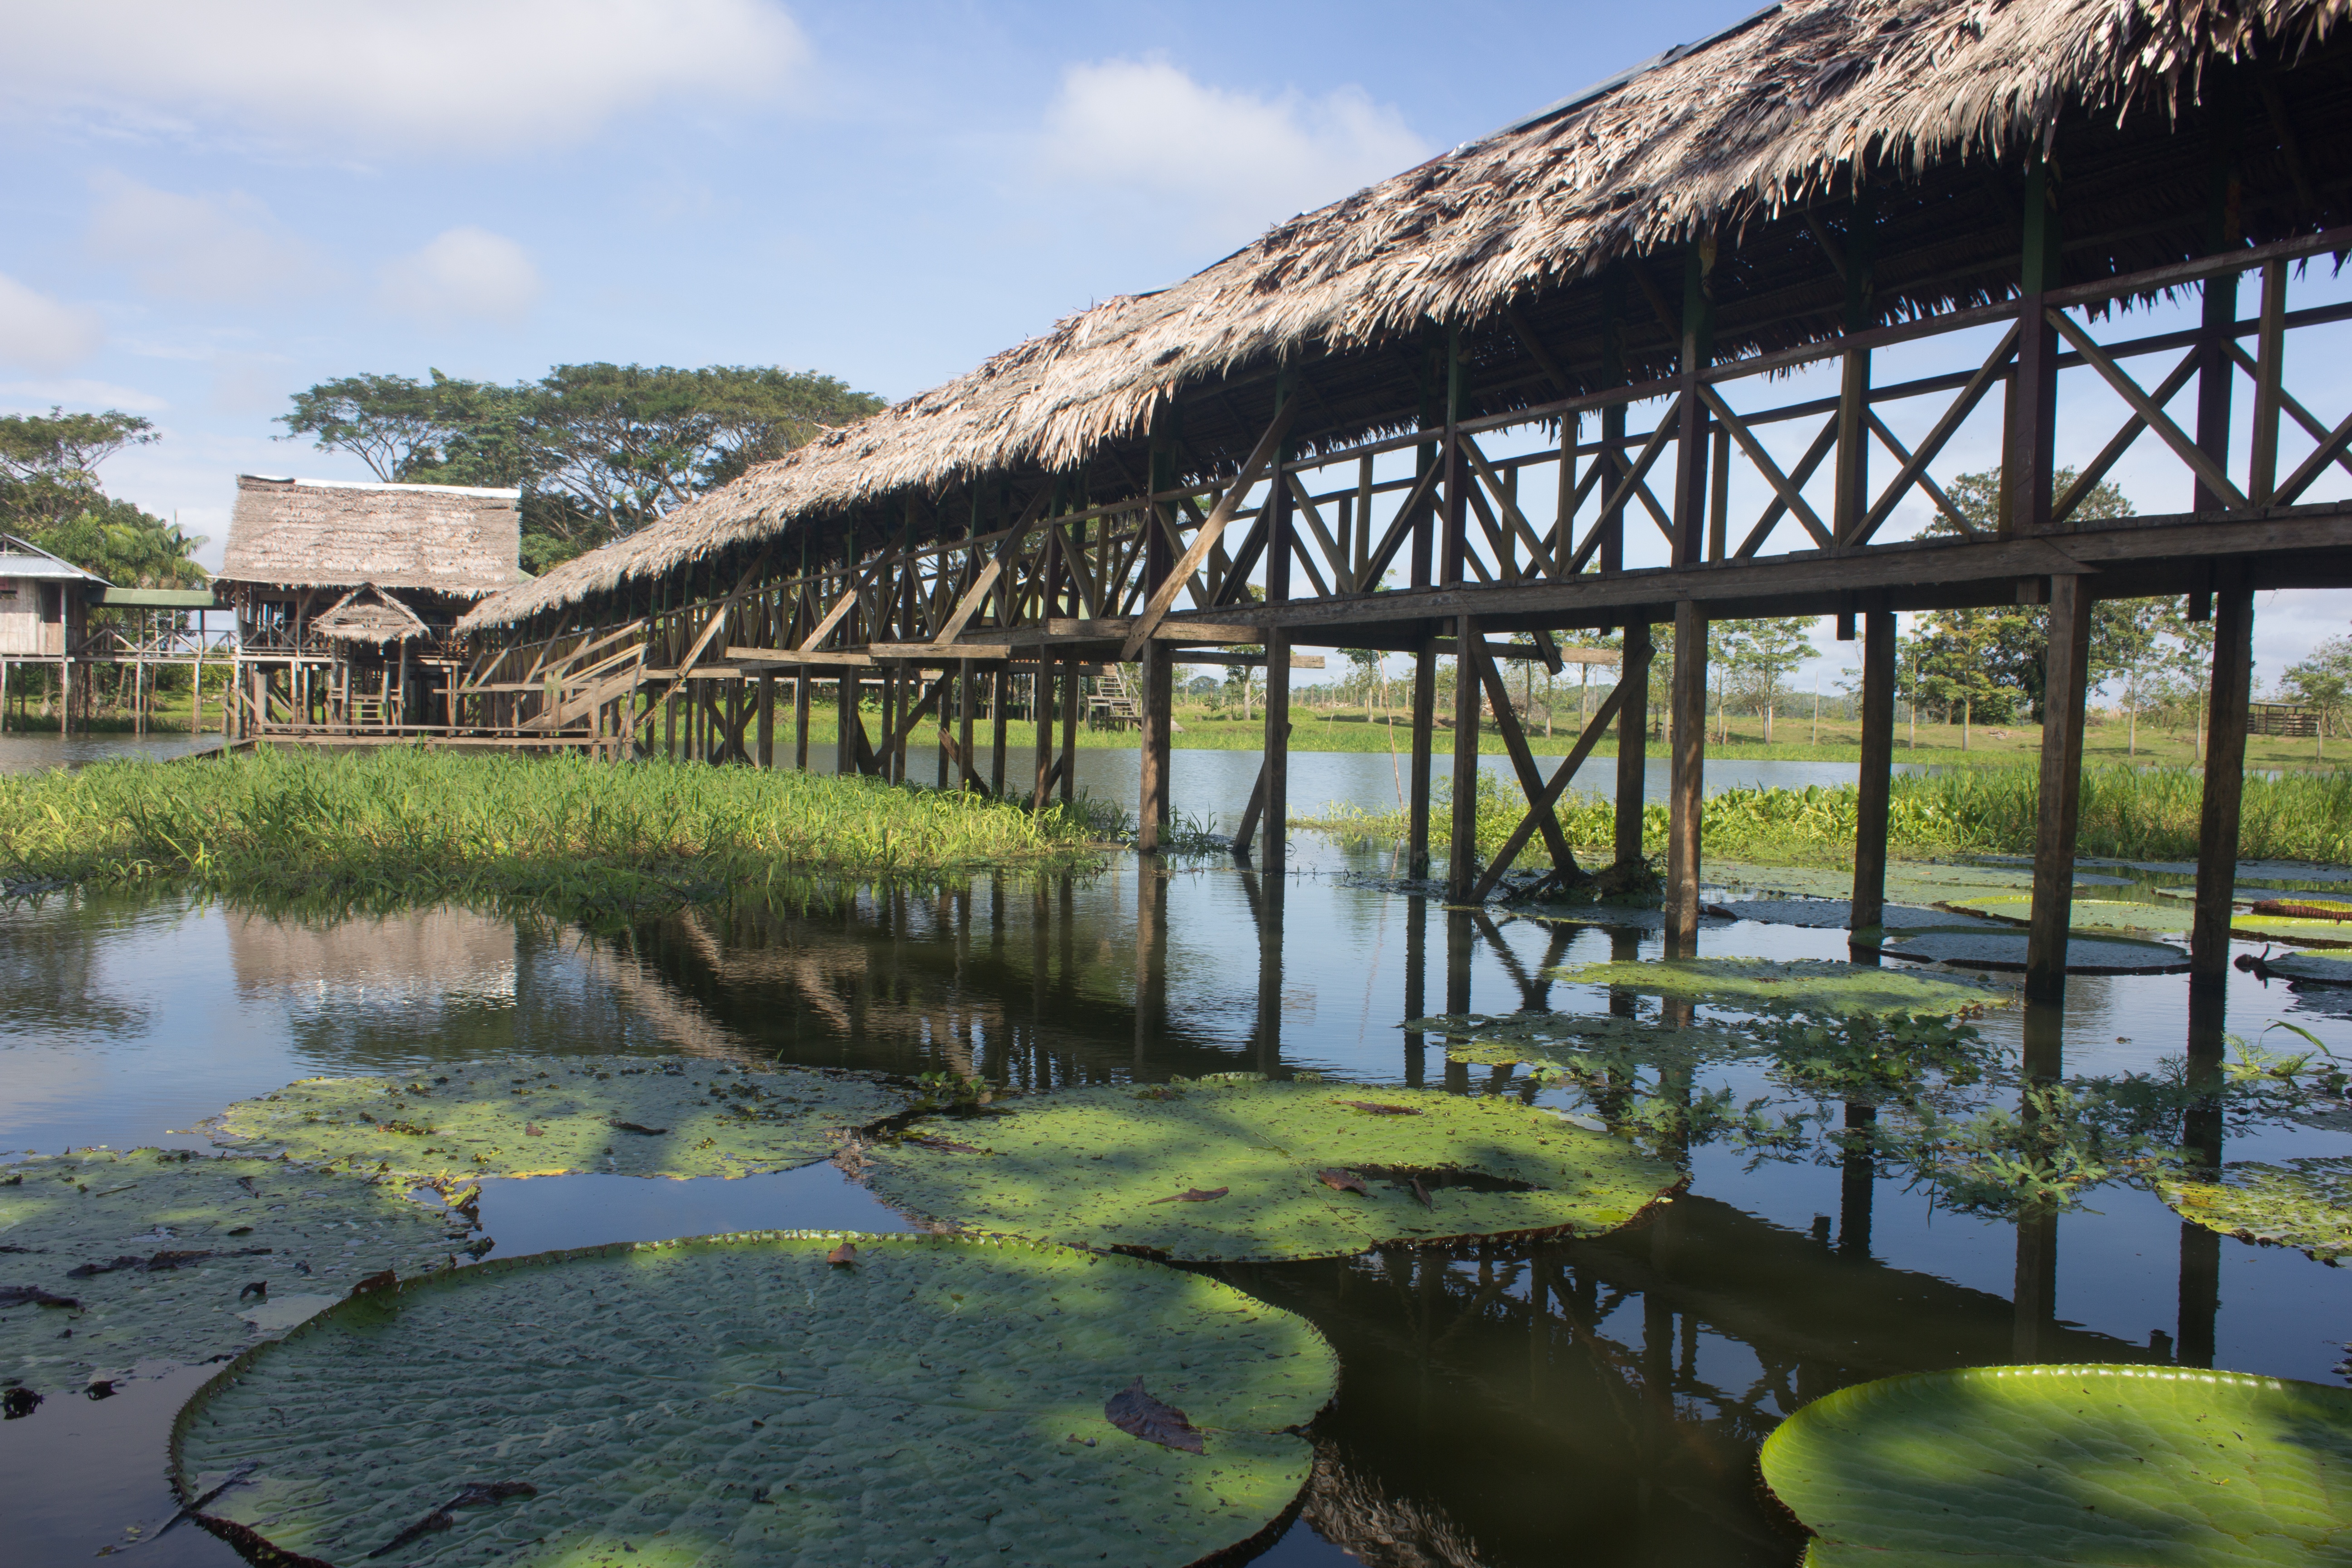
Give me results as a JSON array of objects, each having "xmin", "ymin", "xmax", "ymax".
[
  {"xmin": 4, "ymin": 828, "xmax": 2348, "ymax": 1566},
  {"xmin": 0, "ymin": 732, "xmax": 229, "ymax": 774}
]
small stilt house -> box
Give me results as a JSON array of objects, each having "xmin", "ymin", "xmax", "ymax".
[{"xmin": 217, "ymin": 475, "xmax": 524, "ymax": 736}]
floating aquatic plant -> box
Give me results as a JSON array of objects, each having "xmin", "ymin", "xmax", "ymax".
[
  {"xmin": 170, "ymin": 1232, "xmax": 1335, "ymax": 1568},
  {"xmin": 856, "ymin": 1076, "xmax": 1680, "ymax": 1262},
  {"xmin": 1940, "ymin": 894, "xmax": 2183, "ymax": 933},
  {"xmin": 1548, "ymin": 957, "xmax": 2005, "ymax": 1018},
  {"xmin": 2232, "ymin": 913, "xmax": 2352, "ymax": 948},
  {"xmin": 1759, "ymin": 1365, "xmax": 2352, "ymax": 1566},
  {"xmin": 2157, "ymin": 1156, "xmax": 2352, "ymax": 1264},
  {"xmin": 1880, "ymin": 926, "xmax": 2189, "ymax": 974},
  {"xmin": 207, "ymin": 1056, "xmax": 911, "ymax": 1181},
  {"xmin": 0, "ymin": 1150, "xmax": 462, "ymax": 1395}
]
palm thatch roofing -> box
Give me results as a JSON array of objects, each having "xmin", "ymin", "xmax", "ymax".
[
  {"xmin": 462, "ymin": 0, "xmax": 2352, "ymax": 632},
  {"xmin": 311, "ymin": 583, "xmax": 430, "ymax": 643},
  {"xmin": 225, "ymin": 475, "xmax": 524, "ymax": 599}
]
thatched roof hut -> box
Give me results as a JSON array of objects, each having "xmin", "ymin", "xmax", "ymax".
[
  {"xmin": 462, "ymin": 0, "xmax": 2352, "ymax": 632},
  {"xmin": 224, "ymin": 475, "xmax": 523, "ymax": 600},
  {"xmin": 310, "ymin": 583, "xmax": 431, "ymax": 643}
]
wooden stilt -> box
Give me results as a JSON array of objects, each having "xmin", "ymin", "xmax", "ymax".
[
  {"xmin": 1032, "ymin": 658, "xmax": 1054, "ymax": 808},
  {"xmin": 1407, "ymin": 640, "xmax": 1436, "ymax": 877},
  {"xmin": 1263, "ymin": 630, "xmax": 1292, "ymax": 867},
  {"xmin": 1851, "ymin": 609, "xmax": 1897, "ymax": 934},
  {"xmin": 794, "ymin": 666, "xmax": 811, "ymax": 769},
  {"xmin": 756, "ymin": 673, "xmax": 774, "ymax": 767},
  {"xmin": 1614, "ymin": 619, "xmax": 1650, "ymax": 868},
  {"xmin": 990, "ymin": 665, "xmax": 1009, "ymax": 797},
  {"xmin": 1059, "ymin": 652, "xmax": 1078, "ymax": 806},
  {"xmin": 2192, "ymin": 577, "xmax": 2254, "ymax": 985},
  {"xmin": 1139, "ymin": 642, "xmax": 1167, "ymax": 852},
  {"xmin": 1469, "ymin": 633, "xmax": 1581, "ymax": 886},
  {"xmin": 2025, "ymin": 574, "xmax": 2094, "ymax": 1004},
  {"xmin": 957, "ymin": 659, "xmax": 976, "ymax": 794},
  {"xmin": 1447, "ymin": 615, "xmax": 1481, "ymax": 897},
  {"xmin": 1664, "ymin": 601, "xmax": 1708, "ymax": 951},
  {"xmin": 836, "ymin": 671, "xmax": 856, "ymax": 775}
]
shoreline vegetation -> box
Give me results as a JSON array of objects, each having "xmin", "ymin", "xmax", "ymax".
[
  {"xmin": 10, "ymin": 696, "xmax": 2342, "ymax": 772},
  {"xmin": 1296, "ymin": 764, "xmax": 2352, "ymax": 868},
  {"xmin": 0, "ymin": 748, "xmax": 1112, "ymax": 920}
]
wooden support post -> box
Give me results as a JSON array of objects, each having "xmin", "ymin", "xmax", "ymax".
[
  {"xmin": 2005, "ymin": 149, "xmax": 2063, "ymax": 534},
  {"xmin": 1470, "ymin": 635, "xmax": 1581, "ymax": 884},
  {"xmin": 1852, "ymin": 610, "xmax": 1898, "ymax": 935},
  {"xmin": 1599, "ymin": 268, "xmax": 1628, "ymax": 576},
  {"xmin": 1664, "ymin": 601, "xmax": 1707, "ymax": 952},
  {"xmin": 1032, "ymin": 657, "xmax": 1054, "ymax": 808},
  {"xmin": 1408, "ymin": 638, "xmax": 1436, "ymax": 877},
  {"xmin": 755, "ymin": 673, "xmax": 774, "ymax": 767},
  {"xmin": 1139, "ymin": 642, "xmax": 1168, "ymax": 852},
  {"xmin": 1447, "ymin": 614, "xmax": 1482, "ymax": 899},
  {"xmin": 1615, "ymin": 619, "xmax": 1650, "ymax": 867},
  {"xmin": 794, "ymin": 666, "xmax": 811, "ymax": 769},
  {"xmin": 1263, "ymin": 630, "xmax": 1292, "ymax": 867},
  {"xmin": 1673, "ymin": 238, "xmax": 1716, "ymax": 568},
  {"xmin": 1059, "ymin": 651, "xmax": 1078, "ymax": 806},
  {"xmin": 990, "ymin": 664, "xmax": 1009, "ymax": 797},
  {"xmin": 2192, "ymin": 575, "xmax": 2254, "ymax": 986},
  {"xmin": 957, "ymin": 659, "xmax": 977, "ymax": 794},
  {"xmin": 836, "ymin": 671, "xmax": 856, "ymax": 775},
  {"xmin": 2025, "ymin": 575, "xmax": 2095, "ymax": 1004}
]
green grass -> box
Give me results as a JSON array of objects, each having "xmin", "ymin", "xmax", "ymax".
[
  {"xmin": 1297, "ymin": 764, "xmax": 2352, "ymax": 868},
  {"xmin": 0, "ymin": 745, "xmax": 1109, "ymax": 920}
]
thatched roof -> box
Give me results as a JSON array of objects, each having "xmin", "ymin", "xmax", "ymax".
[
  {"xmin": 225, "ymin": 475, "xmax": 523, "ymax": 598},
  {"xmin": 463, "ymin": 0, "xmax": 2350, "ymax": 632},
  {"xmin": 312, "ymin": 583, "xmax": 430, "ymax": 643}
]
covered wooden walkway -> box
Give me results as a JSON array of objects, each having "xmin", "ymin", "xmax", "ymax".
[{"xmin": 456, "ymin": 0, "xmax": 2352, "ymax": 1013}]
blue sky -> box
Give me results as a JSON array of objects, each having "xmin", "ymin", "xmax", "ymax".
[{"xmin": 1, "ymin": 0, "xmax": 2343, "ymax": 693}]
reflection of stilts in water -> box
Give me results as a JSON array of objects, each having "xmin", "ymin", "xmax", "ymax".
[
  {"xmin": 1402, "ymin": 894, "xmax": 1427, "ymax": 1088},
  {"xmin": 1443, "ymin": 909, "xmax": 1472, "ymax": 1094},
  {"xmin": 2011, "ymin": 997, "xmax": 2066, "ymax": 1361},
  {"xmin": 2175, "ymin": 985, "xmax": 2228, "ymax": 1367},
  {"xmin": 1839, "ymin": 1102, "xmax": 1876, "ymax": 1263},
  {"xmin": 1133, "ymin": 862, "xmax": 1167, "ymax": 1074}
]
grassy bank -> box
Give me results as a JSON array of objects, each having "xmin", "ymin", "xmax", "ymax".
[
  {"xmin": 1299, "ymin": 764, "xmax": 2352, "ymax": 867},
  {"xmin": 0, "ymin": 746, "xmax": 1110, "ymax": 918}
]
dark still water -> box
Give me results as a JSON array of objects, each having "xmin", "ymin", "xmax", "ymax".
[{"xmin": 4, "ymin": 833, "xmax": 2349, "ymax": 1567}]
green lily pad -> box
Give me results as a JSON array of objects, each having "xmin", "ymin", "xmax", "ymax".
[
  {"xmin": 1701, "ymin": 898, "xmax": 1980, "ymax": 931},
  {"xmin": 206, "ymin": 1056, "xmax": 912, "ymax": 1181},
  {"xmin": 1880, "ymin": 927, "xmax": 2190, "ymax": 975},
  {"xmin": 171, "ymin": 1232, "xmax": 1334, "ymax": 1568},
  {"xmin": 1548, "ymin": 957, "xmax": 2007, "ymax": 1018},
  {"xmin": 1405, "ymin": 1011, "xmax": 1754, "ymax": 1070},
  {"xmin": 1708, "ymin": 860, "xmax": 2041, "ymax": 906},
  {"xmin": 1759, "ymin": 1363, "xmax": 2352, "ymax": 1566},
  {"xmin": 2157, "ymin": 1157, "xmax": 2352, "ymax": 1264},
  {"xmin": 0, "ymin": 1150, "xmax": 465, "ymax": 1394},
  {"xmin": 2234, "ymin": 915, "xmax": 2352, "ymax": 948},
  {"xmin": 1942, "ymin": 894, "xmax": 2184, "ymax": 933},
  {"xmin": 856, "ymin": 1078, "xmax": 1680, "ymax": 1262}
]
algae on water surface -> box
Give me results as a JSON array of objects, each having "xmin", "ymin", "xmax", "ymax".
[
  {"xmin": 2158, "ymin": 1156, "xmax": 2352, "ymax": 1264},
  {"xmin": 172, "ymin": 1232, "xmax": 1335, "ymax": 1568},
  {"xmin": 1759, "ymin": 1364, "xmax": 2352, "ymax": 1566},
  {"xmin": 208, "ymin": 1056, "xmax": 912, "ymax": 1181},
  {"xmin": 0, "ymin": 1150, "xmax": 462, "ymax": 1394},
  {"xmin": 858, "ymin": 1077, "xmax": 1680, "ymax": 1262}
]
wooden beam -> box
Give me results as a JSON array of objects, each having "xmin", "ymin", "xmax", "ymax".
[
  {"xmin": 1121, "ymin": 399, "xmax": 1299, "ymax": 659},
  {"xmin": 1470, "ymin": 677, "xmax": 1626, "ymax": 901},
  {"xmin": 2191, "ymin": 575, "xmax": 2254, "ymax": 986},
  {"xmin": 2025, "ymin": 574, "xmax": 2095, "ymax": 1003},
  {"xmin": 1470, "ymin": 634, "xmax": 1583, "ymax": 884},
  {"xmin": 1695, "ymin": 384, "xmax": 1833, "ymax": 548},
  {"xmin": 2048, "ymin": 310, "xmax": 2249, "ymax": 510}
]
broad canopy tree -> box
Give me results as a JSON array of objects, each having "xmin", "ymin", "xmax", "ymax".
[
  {"xmin": 0, "ymin": 408, "xmax": 206, "ymax": 589},
  {"xmin": 278, "ymin": 363, "xmax": 888, "ymax": 573}
]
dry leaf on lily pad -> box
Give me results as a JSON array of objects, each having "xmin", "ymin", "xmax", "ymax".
[
  {"xmin": 1317, "ymin": 1169, "xmax": 1369, "ymax": 1196},
  {"xmin": 858, "ymin": 1076, "xmax": 1680, "ymax": 1262},
  {"xmin": 1106, "ymin": 1378, "xmax": 1206, "ymax": 1453},
  {"xmin": 0, "ymin": 1150, "xmax": 461, "ymax": 1395},
  {"xmin": 206, "ymin": 1056, "xmax": 911, "ymax": 1181},
  {"xmin": 1759, "ymin": 1364, "xmax": 2352, "ymax": 1567},
  {"xmin": 1148, "ymin": 1187, "xmax": 1230, "ymax": 1205},
  {"xmin": 171, "ymin": 1232, "xmax": 1335, "ymax": 1568}
]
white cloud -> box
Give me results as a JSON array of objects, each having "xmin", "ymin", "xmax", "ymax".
[
  {"xmin": 1037, "ymin": 59, "xmax": 1430, "ymax": 243},
  {"xmin": 0, "ymin": 274, "xmax": 104, "ymax": 372},
  {"xmin": 85, "ymin": 172, "xmax": 326, "ymax": 304},
  {"xmin": 4, "ymin": 1, "xmax": 808, "ymax": 156},
  {"xmin": 379, "ymin": 228, "xmax": 544, "ymax": 328},
  {"xmin": 0, "ymin": 379, "xmax": 167, "ymax": 413}
]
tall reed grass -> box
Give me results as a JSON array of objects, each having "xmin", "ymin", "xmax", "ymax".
[
  {"xmin": 0, "ymin": 746, "xmax": 1107, "ymax": 918},
  {"xmin": 1299, "ymin": 764, "xmax": 2352, "ymax": 867}
]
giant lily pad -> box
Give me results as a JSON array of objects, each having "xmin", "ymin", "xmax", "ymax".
[
  {"xmin": 1548, "ymin": 957, "xmax": 2006, "ymax": 1018},
  {"xmin": 207, "ymin": 1056, "xmax": 912, "ymax": 1181},
  {"xmin": 172, "ymin": 1232, "xmax": 1333, "ymax": 1567},
  {"xmin": 1759, "ymin": 1363, "xmax": 2352, "ymax": 1566},
  {"xmin": 1941, "ymin": 894, "xmax": 2184, "ymax": 933},
  {"xmin": 2233, "ymin": 915, "xmax": 2352, "ymax": 949},
  {"xmin": 0, "ymin": 1150, "xmax": 464, "ymax": 1394},
  {"xmin": 2158, "ymin": 1157, "xmax": 2352, "ymax": 1264},
  {"xmin": 2269, "ymin": 952, "xmax": 2352, "ymax": 985},
  {"xmin": 1702, "ymin": 897, "xmax": 1977, "ymax": 931},
  {"xmin": 857, "ymin": 1078, "xmax": 1679, "ymax": 1262},
  {"xmin": 1880, "ymin": 927, "xmax": 2190, "ymax": 975},
  {"xmin": 1404, "ymin": 1011, "xmax": 1754, "ymax": 1070}
]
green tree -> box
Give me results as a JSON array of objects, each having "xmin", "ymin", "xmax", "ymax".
[
  {"xmin": 279, "ymin": 363, "xmax": 887, "ymax": 573},
  {"xmin": 0, "ymin": 407, "xmax": 203, "ymax": 588},
  {"xmin": 1339, "ymin": 648, "xmax": 1383, "ymax": 720},
  {"xmin": 1712, "ymin": 618, "xmax": 1816, "ymax": 741},
  {"xmin": 2283, "ymin": 636, "xmax": 2352, "ymax": 743}
]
